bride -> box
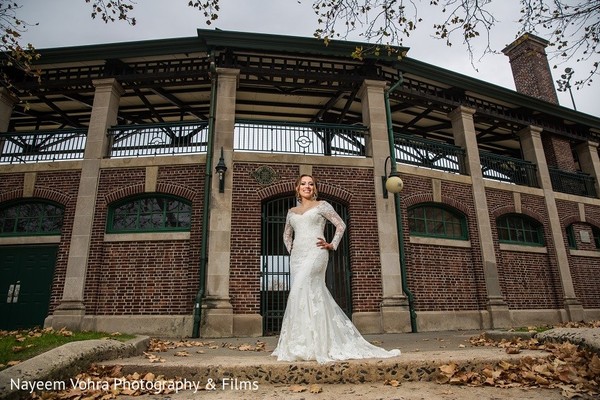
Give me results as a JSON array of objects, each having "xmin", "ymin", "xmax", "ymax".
[{"xmin": 272, "ymin": 174, "xmax": 401, "ymax": 363}]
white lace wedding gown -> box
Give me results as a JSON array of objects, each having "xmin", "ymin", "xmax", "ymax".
[{"xmin": 271, "ymin": 201, "xmax": 401, "ymax": 364}]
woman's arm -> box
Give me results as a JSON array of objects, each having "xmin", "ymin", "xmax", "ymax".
[
  {"xmin": 283, "ymin": 211, "xmax": 294, "ymax": 253},
  {"xmin": 320, "ymin": 201, "xmax": 346, "ymax": 250}
]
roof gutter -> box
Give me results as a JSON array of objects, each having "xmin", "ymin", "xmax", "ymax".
[{"xmin": 192, "ymin": 54, "xmax": 218, "ymax": 338}]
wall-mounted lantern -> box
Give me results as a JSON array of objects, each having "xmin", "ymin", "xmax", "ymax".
[{"xmin": 215, "ymin": 147, "xmax": 227, "ymax": 193}]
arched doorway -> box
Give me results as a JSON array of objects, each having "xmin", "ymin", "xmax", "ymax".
[
  {"xmin": 0, "ymin": 200, "xmax": 63, "ymax": 329},
  {"xmin": 260, "ymin": 196, "xmax": 351, "ymax": 335}
]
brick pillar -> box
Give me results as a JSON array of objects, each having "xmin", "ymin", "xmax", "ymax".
[
  {"xmin": 449, "ymin": 106, "xmax": 511, "ymax": 328},
  {"xmin": 518, "ymin": 126, "xmax": 584, "ymax": 322},
  {"xmin": 51, "ymin": 78, "xmax": 124, "ymax": 330},
  {"xmin": 502, "ymin": 33, "xmax": 559, "ymax": 104},
  {"xmin": 201, "ymin": 68, "xmax": 240, "ymax": 338},
  {"xmin": 358, "ymin": 79, "xmax": 410, "ymax": 333},
  {"xmin": 542, "ymin": 134, "xmax": 577, "ymax": 171}
]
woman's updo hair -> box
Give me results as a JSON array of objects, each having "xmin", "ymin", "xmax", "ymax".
[{"xmin": 295, "ymin": 174, "xmax": 318, "ymax": 202}]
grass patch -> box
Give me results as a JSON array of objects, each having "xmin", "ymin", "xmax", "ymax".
[
  {"xmin": 0, "ymin": 327, "xmax": 134, "ymax": 370},
  {"xmin": 510, "ymin": 325, "xmax": 553, "ymax": 333}
]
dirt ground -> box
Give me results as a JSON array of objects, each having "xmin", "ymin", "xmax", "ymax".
[{"xmin": 122, "ymin": 381, "xmax": 568, "ymax": 400}]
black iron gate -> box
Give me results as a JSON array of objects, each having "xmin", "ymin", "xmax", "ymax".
[{"xmin": 260, "ymin": 196, "xmax": 351, "ymax": 335}]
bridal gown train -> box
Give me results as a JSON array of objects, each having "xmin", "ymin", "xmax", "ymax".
[{"xmin": 272, "ymin": 201, "xmax": 401, "ymax": 364}]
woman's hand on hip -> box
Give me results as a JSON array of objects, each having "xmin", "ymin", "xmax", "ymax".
[{"xmin": 316, "ymin": 237, "xmax": 332, "ymax": 250}]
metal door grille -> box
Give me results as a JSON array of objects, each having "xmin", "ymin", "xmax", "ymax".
[{"xmin": 260, "ymin": 196, "xmax": 351, "ymax": 335}]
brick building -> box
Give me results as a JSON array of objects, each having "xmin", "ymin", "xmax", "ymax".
[{"xmin": 1, "ymin": 30, "xmax": 599, "ymax": 337}]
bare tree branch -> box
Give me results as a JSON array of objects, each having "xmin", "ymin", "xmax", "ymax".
[{"xmin": 519, "ymin": 0, "xmax": 600, "ymax": 89}]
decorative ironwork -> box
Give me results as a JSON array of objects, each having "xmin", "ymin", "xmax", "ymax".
[
  {"xmin": 480, "ymin": 152, "xmax": 539, "ymax": 187},
  {"xmin": 393, "ymin": 133, "xmax": 467, "ymax": 174},
  {"xmin": 252, "ymin": 166, "xmax": 279, "ymax": 186},
  {"xmin": 234, "ymin": 120, "xmax": 368, "ymax": 157},
  {"xmin": 107, "ymin": 121, "xmax": 209, "ymax": 158},
  {"xmin": 549, "ymin": 168, "xmax": 597, "ymax": 198},
  {"xmin": 0, "ymin": 129, "xmax": 87, "ymax": 164}
]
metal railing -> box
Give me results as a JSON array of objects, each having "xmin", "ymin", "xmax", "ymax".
[
  {"xmin": 234, "ymin": 120, "xmax": 368, "ymax": 157},
  {"xmin": 549, "ymin": 168, "xmax": 597, "ymax": 198},
  {"xmin": 393, "ymin": 133, "xmax": 467, "ymax": 174},
  {"xmin": 107, "ymin": 121, "xmax": 209, "ymax": 158},
  {"xmin": 0, "ymin": 129, "xmax": 87, "ymax": 164},
  {"xmin": 480, "ymin": 152, "xmax": 539, "ymax": 187}
]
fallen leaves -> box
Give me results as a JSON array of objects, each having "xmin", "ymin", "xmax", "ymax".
[
  {"xmin": 441, "ymin": 333, "xmax": 600, "ymax": 399},
  {"xmin": 288, "ymin": 383, "xmax": 323, "ymax": 393},
  {"xmin": 147, "ymin": 338, "xmax": 267, "ymax": 353},
  {"xmin": 384, "ymin": 379, "xmax": 402, "ymax": 387},
  {"xmin": 28, "ymin": 364, "xmax": 206, "ymax": 399}
]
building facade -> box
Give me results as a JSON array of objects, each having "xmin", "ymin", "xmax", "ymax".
[{"xmin": 1, "ymin": 30, "xmax": 599, "ymax": 337}]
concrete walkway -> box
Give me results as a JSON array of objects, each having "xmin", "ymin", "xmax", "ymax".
[{"xmin": 1, "ymin": 328, "xmax": 598, "ymax": 399}]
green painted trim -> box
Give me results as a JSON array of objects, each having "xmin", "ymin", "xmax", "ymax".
[
  {"xmin": 407, "ymin": 203, "xmax": 469, "ymax": 241},
  {"xmin": 28, "ymin": 37, "xmax": 203, "ymax": 65},
  {"xmin": 106, "ymin": 194, "xmax": 192, "ymax": 234},
  {"xmin": 496, "ymin": 213, "xmax": 545, "ymax": 246},
  {"xmin": 197, "ymin": 28, "xmax": 409, "ymax": 61},
  {"xmin": 0, "ymin": 200, "xmax": 64, "ymax": 236}
]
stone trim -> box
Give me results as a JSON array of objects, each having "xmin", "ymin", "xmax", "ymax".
[
  {"xmin": 104, "ymin": 232, "xmax": 191, "ymax": 242},
  {"xmin": 499, "ymin": 243, "xmax": 548, "ymax": 253}
]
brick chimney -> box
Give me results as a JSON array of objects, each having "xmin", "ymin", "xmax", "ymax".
[
  {"xmin": 502, "ymin": 33, "xmax": 559, "ymax": 105},
  {"xmin": 503, "ymin": 34, "xmax": 577, "ymax": 172}
]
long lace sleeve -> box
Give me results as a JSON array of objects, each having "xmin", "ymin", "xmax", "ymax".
[
  {"xmin": 283, "ymin": 211, "xmax": 294, "ymax": 253},
  {"xmin": 320, "ymin": 201, "xmax": 346, "ymax": 250}
]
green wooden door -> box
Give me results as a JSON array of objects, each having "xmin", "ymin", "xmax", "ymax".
[{"xmin": 0, "ymin": 245, "xmax": 57, "ymax": 330}]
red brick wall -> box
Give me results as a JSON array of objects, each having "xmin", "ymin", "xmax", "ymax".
[
  {"xmin": 496, "ymin": 251, "xmax": 561, "ymax": 309},
  {"xmin": 0, "ymin": 173, "xmax": 24, "ymax": 200},
  {"xmin": 570, "ymin": 255, "xmax": 600, "ymax": 308},
  {"xmin": 93, "ymin": 241, "xmax": 196, "ymax": 314},
  {"xmin": 402, "ymin": 176, "xmax": 486, "ymax": 311},
  {"xmin": 84, "ymin": 165, "xmax": 203, "ymax": 315},
  {"xmin": 542, "ymin": 134, "xmax": 576, "ymax": 171},
  {"xmin": 488, "ymin": 189, "xmax": 563, "ymax": 309},
  {"xmin": 557, "ymin": 199, "xmax": 600, "ymax": 308}
]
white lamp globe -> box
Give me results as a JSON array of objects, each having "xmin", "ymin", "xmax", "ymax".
[{"xmin": 385, "ymin": 175, "xmax": 404, "ymax": 193}]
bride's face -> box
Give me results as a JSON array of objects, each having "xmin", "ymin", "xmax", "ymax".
[{"xmin": 297, "ymin": 176, "xmax": 315, "ymax": 201}]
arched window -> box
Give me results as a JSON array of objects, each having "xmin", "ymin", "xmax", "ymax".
[
  {"xmin": 407, "ymin": 203, "xmax": 468, "ymax": 240},
  {"xmin": 497, "ymin": 214, "xmax": 544, "ymax": 246},
  {"xmin": 107, "ymin": 195, "xmax": 191, "ymax": 233},
  {"xmin": 593, "ymin": 226, "xmax": 600, "ymax": 250},
  {"xmin": 0, "ymin": 200, "xmax": 64, "ymax": 236}
]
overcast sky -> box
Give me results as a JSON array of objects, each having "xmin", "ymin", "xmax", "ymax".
[{"xmin": 16, "ymin": 0, "xmax": 598, "ymax": 117}]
